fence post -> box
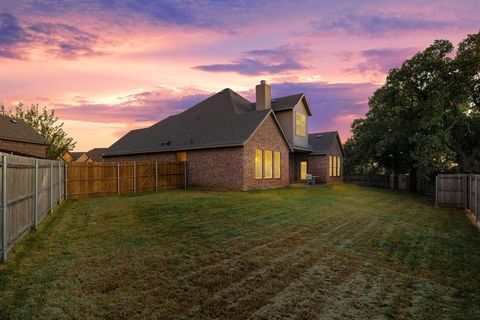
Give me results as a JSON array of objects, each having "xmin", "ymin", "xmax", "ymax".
[
  {"xmin": 34, "ymin": 159, "xmax": 38, "ymax": 229},
  {"xmin": 2, "ymin": 155, "xmax": 8, "ymax": 262},
  {"xmin": 435, "ymin": 175, "xmax": 438, "ymax": 207},
  {"xmin": 155, "ymin": 161, "xmax": 158, "ymax": 192},
  {"xmin": 117, "ymin": 162, "xmax": 120, "ymax": 196},
  {"xmin": 65, "ymin": 163, "xmax": 68, "ymax": 200},
  {"xmin": 184, "ymin": 161, "xmax": 187, "ymax": 189},
  {"xmin": 50, "ymin": 162, "xmax": 53, "ymax": 213},
  {"xmin": 477, "ymin": 177, "xmax": 479, "ymax": 222},
  {"xmin": 58, "ymin": 162, "xmax": 61, "ymax": 204},
  {"xmin": 133, "ymin": 161, "xmax": 136, "ymax": 194}
]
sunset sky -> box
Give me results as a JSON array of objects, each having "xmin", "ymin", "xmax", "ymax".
[{"xmin": 1, "ymin": 1, "xmax": 479, "ymax": 151}]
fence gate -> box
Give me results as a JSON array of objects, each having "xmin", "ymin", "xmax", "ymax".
[{"xmin": 436, "ymin": 174, "xmax": 479, "ymax": 222}]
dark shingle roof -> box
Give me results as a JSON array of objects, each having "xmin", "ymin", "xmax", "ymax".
[
  {"xmin": 70, "ymin": 152, "xmax": 85, "ymax": 161},
  {"xmin": 86, "ymin": 148, "xmax": 107, "ymax": 161},
  {"xmin": 308, "ymin": 131, "xmax": 342, "ymax": 155},
  {"xmin": 0, "ymin": 115, "xmax": 49, "ymax": 145},
  {"xmin": 271, "ymin": 93, "xmax": 312, "ymax": 115},
  {"xmin": 104, "ymin": 89, "xmax": 274, "ymax": 157}
]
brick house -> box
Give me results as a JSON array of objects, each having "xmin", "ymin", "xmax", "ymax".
[
  {"xmin": 104, "ymin": 81, "xmax": 343, "ymax": 189},
  {"xmin": 0, "ymin": 115, "xmax": 49, "ymax": 158}
]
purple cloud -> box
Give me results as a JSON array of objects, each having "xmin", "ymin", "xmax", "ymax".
[
  {"xmin": 193, "ymin": 46, "xmax": 307, "ymax": 75},
  {"xmin": 314, "ymin": 12, "xmax": 453, "ymax": 36},
  {"xmin": 346, "ymin": 47, "xmax": 419, "ymax": 75},
  {"xmin": 268, "ymin": 81, "xmax": 380, "ymax": 139},
  {"xmin": 53, "ymin": 81, "xmax": 379, "ymax": 141},
  {"xmin": 0, "ymin": 12, "xmax": 100, "ymax": 60}
]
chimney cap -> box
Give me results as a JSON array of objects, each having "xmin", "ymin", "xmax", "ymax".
[{"xmin": 260, "ymin": 80, "xmax": 266, "ymax": 85}]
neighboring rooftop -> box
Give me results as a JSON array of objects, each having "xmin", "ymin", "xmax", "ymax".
[
  {"xmin": 0, "ymin": 115, "xmax": 49, "ymax": 145},
  {"xmin": 308, "ymin": 131, "xmax": 343, "ymax": 155},
  {"xmin": 86, "ymin": 148, "xmax": 107, "ymax": 161}
]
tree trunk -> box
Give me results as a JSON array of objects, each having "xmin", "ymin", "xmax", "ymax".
[
  {"xmin": 409, "ymin": 167, "xmax": 417, "ymax": 192},
  {"xmin": 457, "ymin": 149, "xmax": 474, "ymax": 173}
]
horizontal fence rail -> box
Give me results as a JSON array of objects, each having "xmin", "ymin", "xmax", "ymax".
[
  {"xmin": 436, "ymin": 174, "xmax": 479, "ymax": 222},
  {"xmin": 66, "ymin": 161, "xmax": 187, "ymax": 198},
  {"xmin": 1, "ymin": 153, "xmax": 65, "ymax": 262}
]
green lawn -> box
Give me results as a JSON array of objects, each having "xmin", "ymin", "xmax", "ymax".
[{"xmin": 0, "ymin": 184, "xmax": 479, "ymax": 319}]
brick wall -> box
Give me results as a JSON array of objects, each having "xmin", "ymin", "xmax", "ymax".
[
  {"xmin": 243, "ymin": 115, "xmax": 290, "ymax": 189},
  {"xmin": 307, "ymin": 138, "xmax": 343, "ymax": 184},
  {"xmin": 0, "ymin": 139, "xmax": 47, "ymax": 158}
]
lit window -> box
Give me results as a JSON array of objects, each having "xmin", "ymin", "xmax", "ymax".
[
  {"xmin": 295, "ymin": 112, "xmax": 306, "ymax": 136},
  {"xmin": 176, "ymin": 152, "xmax": 187, "ymax": 161},
  {"xmin": 264, "ymin": 150, "xmax": 273, "ymax": 179},
  {"xmin": 255, "ymin": 149, "xmax": 263, "ymax": 179},
  {"xmin": 274, "ymin": 152, "xmax": 281, "ymax": 178},
  {"xmin": 336, "ymin": 156, "xmax": 341, "ymax": 176},
  {"xmin": 329, "ymin": 156, "xmax": 333, "ymax": 177},
  {"xmin": 300, "ymin": 161, "xmax": 307, "ymax": 180},
  {"xmin": 329, "ymin": 155, "xmax": 341, "ymax": 177}
]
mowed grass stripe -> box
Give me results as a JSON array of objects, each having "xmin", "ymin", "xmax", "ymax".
[{"xmin": 0, "ymin": 185, "xmax": 479, "ymax": 319}]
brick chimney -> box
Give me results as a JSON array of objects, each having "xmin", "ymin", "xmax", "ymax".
[{"xmin": 256, "ymin": 80, "xmax": 271, "ymax": 110}]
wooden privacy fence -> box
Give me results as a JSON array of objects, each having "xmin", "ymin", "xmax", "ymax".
[
  {"xmin": 344, "ymin": 174, "xmax": 391, "ymax": 189},
  {"xmin": 66, "ymin": 161, "xmax": 187, "ymax": 198},
  {"xmin": 0, "ymin": 153, "xmax": 65, "ymax": 262},
  {"xmin": 436, "ymin": 174, "xmax": 479, "ymax": 222}
]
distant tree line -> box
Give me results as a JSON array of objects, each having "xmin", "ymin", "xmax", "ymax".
[
  {"xmin": 1, "ymin": 103, "xmax": 76, "ymax": 160},
  {"xmin": 345, "ymin": 31, "xmax": 480, "ymax": 191}
]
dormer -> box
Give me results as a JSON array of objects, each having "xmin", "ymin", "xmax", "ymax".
[{"xmin": 270, "ymin": 93, "xmax": 312, "ymax": 152}]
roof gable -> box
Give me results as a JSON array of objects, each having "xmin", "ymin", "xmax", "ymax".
[
  {"xmin": 271, "ymin": 93, "xmax": 312, "ymax": 116},
  {"xmin": 0, "ymin": 115, "xmax": 49, "ymax": 145}
]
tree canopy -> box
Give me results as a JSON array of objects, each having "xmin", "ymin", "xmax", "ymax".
[
  {"xmin": 1, "ymin": 103, "xmax": 76, "ymax": 160},
  {"xmin": 345, "ymin": 32, "xmax": 480, "ymax": 184}
]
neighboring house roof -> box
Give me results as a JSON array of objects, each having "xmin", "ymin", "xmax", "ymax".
[
  {"xmin": 308, "ymin": 131, "xmax": 344, "ymax": 155},
  {"xmin": 0, "ymin": 115, "xmax": 49, "ymax": 145},
  {"xmin": 70, "ymin": 152, "xmax": 85, "ymax": 161},
  {"xmin": 271, "ymin": 93, "xmax": 312, "ymax": 116},
  {"xmin": 104, "ymin": 89, "xmax": 291, "ymax": 157},
  {"xmin": 86, "ymin": 148, "xmax": 107, "ymax": 161}
]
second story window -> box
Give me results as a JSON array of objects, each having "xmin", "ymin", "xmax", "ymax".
[{"xmin": 295, "ymin": 112, "xmax": 306, "ymax": 136}]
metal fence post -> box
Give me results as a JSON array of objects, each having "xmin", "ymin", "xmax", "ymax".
[
  {"xmin": 184, "ymin": 161, "xmax": 187, "ymax": 189},
  {"xmin": 2, "ymin": 155, "xmax": 8, "ymax": 262},
  {"xmin": 435, "ymin": 175, "xmax": 438, "ymax": 207},
  {"xmin": 155, "ymin": 161, "xmax": 158, "ymax": 192},
  {"xmin": 34, "ymin": 159, "xmax": 38, "ymax": 229},
  {"xmin": 50, "ymin": 162, "xmax": 53, "ymax": 213},
  {"xmin": 117, "ymin": 162, "xmax": 120, "ymax": 196},
  {"xmin": 58, "ymin": 162, "xmax": 61, "ymax": 204},
  {"xmin": 133, "ymin": 161, "xmax": 136, "ymax": 194},
  {"xmin": 65, "ymin": 163, "xmax": 68, "ymax": 200}
]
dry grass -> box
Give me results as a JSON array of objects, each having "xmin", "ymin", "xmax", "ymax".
[{"xmin": 0, "ymin": 184, "xmax": 479, "ymax": 319}]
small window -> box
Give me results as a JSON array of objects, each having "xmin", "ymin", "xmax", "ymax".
[
  {"xmin": 274, "ymin": 151, "xmax": 281, "ymax": 178},
  {"xmin": 264, "ymin": 150, "xmax": 273, "ymax": 179},
  {"xmin": 255, "ymin": 149, "xmax": 263, "ymax": 179},
  {"xmin": 300, "ymin": 161, "xmax": 307, "ymax": 180},
  {"xmin": 176, "ymin": 152, "xmax": 187, "ymax": 162},
  {"xmin": 295, "ymin": 112, "xmax": 306, "ymax": 136}
]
